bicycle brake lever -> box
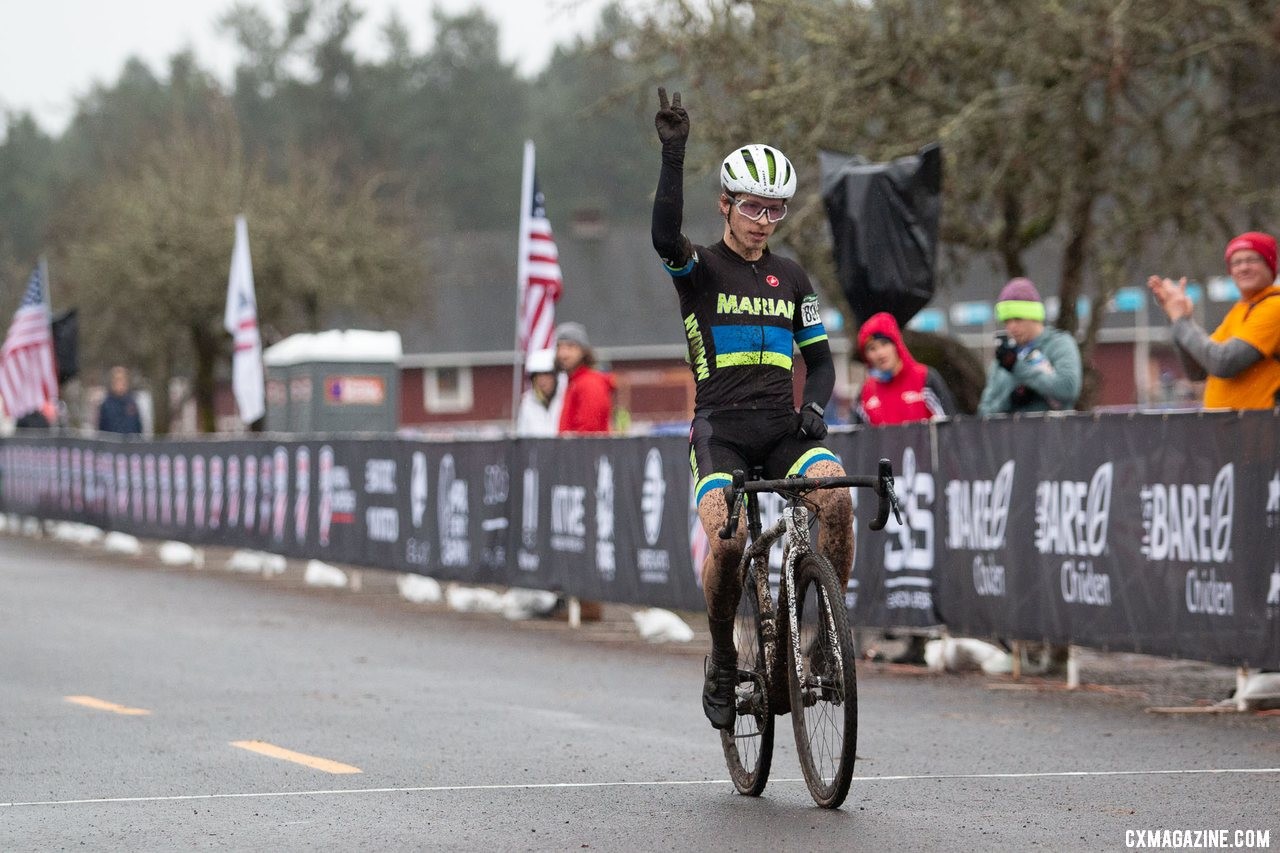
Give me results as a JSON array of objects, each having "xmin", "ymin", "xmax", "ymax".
[
  {"xmin": 869, "ymin": 458, "xmax": 900, "ymax": 532},
  {"xmin": 884, "ymin": 476, "xmax": 903, "ymax": 525}
]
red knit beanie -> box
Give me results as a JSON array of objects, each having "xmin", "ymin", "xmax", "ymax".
[{"xmin": 1224, "ymin": 231, "xmax": 1277, "ymax": 278}]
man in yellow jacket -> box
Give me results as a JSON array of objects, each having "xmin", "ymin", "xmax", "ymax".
[{"xmin": 1148, "ymin": 231, "xmax": 1280, "ymax": 410}]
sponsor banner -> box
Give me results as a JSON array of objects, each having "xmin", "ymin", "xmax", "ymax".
[
  {"xmin": 834, "ymin": 425, "xmax": 941, "ymax": 630},
  {"xmin": 934, "ymin": 418, "xmax": 1028, "ymax": 638},
  {"xmin": 1, "ymin": 413, "xmax": 1277, "ymax": 668}
]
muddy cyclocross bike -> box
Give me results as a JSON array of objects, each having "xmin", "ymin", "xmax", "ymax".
[{"xmin": 716, "ymin": 458, "xmax": 900, "ymax": 809}]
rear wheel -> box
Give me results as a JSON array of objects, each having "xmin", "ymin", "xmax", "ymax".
[
  {"xmin": 720, "ymin": 567, "xmax": 774, "ymax": 796},
  {"xmin": 787, "ymin": 552, "xmax": 858, "ymax": 808}
]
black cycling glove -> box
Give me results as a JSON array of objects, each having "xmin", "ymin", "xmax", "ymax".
[
  {"xmin": 655, "ymin": 87, "xmax": 689, "ymax": 148},
  {"xmin": 797, "ymin": 402, "xmax": 828, "ymax": 440}
]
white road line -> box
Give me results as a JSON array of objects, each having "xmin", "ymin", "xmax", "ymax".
[{"xmin": 3, "ymin": 767, "xmax": 1277, "ymax": 808}]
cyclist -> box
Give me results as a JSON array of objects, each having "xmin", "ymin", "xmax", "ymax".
[{"xmin": 652, "ymin": 88, "xmax": 853, "ymax": 730}]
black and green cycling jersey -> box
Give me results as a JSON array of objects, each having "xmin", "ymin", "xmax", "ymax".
[
  {"xmin": 651, "ymin": 140, "xmax": 834, "ymax": 415},
  {"xmin": 662, "ymin": 239, "xmax": 830, "ymax": 412}
]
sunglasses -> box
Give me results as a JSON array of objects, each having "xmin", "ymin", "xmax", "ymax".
[{"xmin": 729, "ymin": 196, "xmax": 788, "ymax": 223}]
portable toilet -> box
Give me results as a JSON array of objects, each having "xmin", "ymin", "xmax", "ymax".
[{"xmin": 263, "ymin": 330, "xmax": 401, "ymax": 433}]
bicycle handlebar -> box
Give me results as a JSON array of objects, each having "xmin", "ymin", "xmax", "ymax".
[{"xmin": 717, "ymin": 457, "xmax": 902, "ymax": 540}]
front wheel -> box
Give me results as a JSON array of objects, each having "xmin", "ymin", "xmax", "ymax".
[
  {"xmin": 787, "ymin": 552, "xmax": 858, "ymax": 809},
  {"xmin": 720, "ymin": 566, "xmax": 774, "ymax": 796}
]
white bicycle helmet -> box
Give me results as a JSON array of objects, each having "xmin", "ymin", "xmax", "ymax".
[{"xmin": 720, "ymin": 144, "xmax": 797, "ymax": 199}]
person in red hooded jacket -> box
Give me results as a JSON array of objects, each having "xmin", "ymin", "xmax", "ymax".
[
  {"xmin": 854, "ymin": 312, "xmax": 956, "ymax": 665},
  {"xmin": 555, "ymin": 321, "xmax": 616, "ymax": 434},
  {"xmin": 854, "ymin": 312, "xmax": 956, "ymax": 426}
]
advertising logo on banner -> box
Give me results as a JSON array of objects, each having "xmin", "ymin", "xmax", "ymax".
[
  {"xmin": 209, "ymin": 455, "xmax": 224, "ymax": 531},
  {"xmin": 228, "ymin": 455, "xmax": 242, "ymax": 528},
  {"xmin": 481, "ymin": 459, "xmax": 509, "ymax": 570},
  {"xmin": 116, "ymin": 453, "xmax": 128, "ymax": 518},
  {"xmin": 946, "ymin": 459, "xmax": 1015, "ymax": 598},
  {"xmin": 244, "ymin": 454, "xmax": 258, "ymax": 531},
  {"xmin": 1036, "ymin": 462, "xmax": 1114, "ymax": 607},
  {"xmin": 159, "ymin": 455, "xmax": 171, "ymax": 526},
  {"xmin": 131, "ymin": 454, "xmax": 144, "ymax": 524},
  {"xmin": 273, "ymin": 448, "xmax": 288, "ymax": 543},
  {"xmin": 317, "ymin": 446, "xmax": 356, "ymax": 548},
  {"xmin": 405, "ymin": 450, "xmax": 430, "ymax": 568},
  {"xmin": 1141, "ymin": 463, "xmax": 1235, "ymax": 616},
  {"xmin": 518, "ymin": 465, "xmax": 539, "ymax": 572},
  {"xmin": 550, "ymin": 480, "xmax": 586, "ymax": 553},
  {"xmin": 364, "ymin": 456, "xmax": 400, "ymax": 545},
  {"xmin": 595, "ymin": 455, "xmax": 615, "ymax": 582},
  {"xmin": 258, "ymin": 455, "xmax": 272, "ymax": 537},
  {"xmin": 637, "ymin": 447, "xmax": 671, "ymax": 585},
  {"xmin": 882, "ymin": 446, "xmax": 936, "ymax": 615},
  {"xmin": 71, "ymin": 448, "xmax": 82, "ymax": 512},
  {"xmin": 174, "ymin": 455, "xmax": 187, "ymax": 528},
  {"xmin": 192, "ymin": 456, "xmax": 206, "ymax": 529},
  {"xmin": 294, "ymin": 447, "xmax": 310, "ymax": 545},
  {"xmin": 1268, "ymin": 470, "xmax": 1280, "ymax": 621},
  {"xmin": 438, "ymin": 453, "xmax": 470, "ymax": 567},
  {"xmin": 145, "ymin": 454, "xmax": 158, "ymax": 525},
  {"xmin": 60, "ymin": 447, "xmax": 70, "ymax": 510}
]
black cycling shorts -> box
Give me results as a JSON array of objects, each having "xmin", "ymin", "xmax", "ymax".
[{"xmin": 689, "ymin": 409, "xmax": 840, "ymax": 507}]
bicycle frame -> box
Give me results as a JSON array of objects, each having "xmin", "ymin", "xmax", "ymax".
[
  {"xmin": 735, "ymin": 497, "xmax": 812, "ymax": 714},
  {"xmin": 721, "ymin": 461, "xmax": 902, "ymax": 716}
]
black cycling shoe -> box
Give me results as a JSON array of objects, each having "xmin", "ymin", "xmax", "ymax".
[{"xmin": 702, "ymin": 657, "xmax": 738, "ymax": 730}]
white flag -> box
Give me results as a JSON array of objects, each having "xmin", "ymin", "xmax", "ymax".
[{"xmin": 224, "ymin": 215, "xmax": 265, "ymax": 425}]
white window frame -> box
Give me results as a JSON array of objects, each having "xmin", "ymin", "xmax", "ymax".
[{"xmin": 423, "ymin": 366, "xmax": 473, "ymax": 414}]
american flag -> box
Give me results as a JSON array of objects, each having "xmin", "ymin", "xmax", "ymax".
[
  {"xmin": 0, "ymin": 265, "xmax": 58, "ymax": 420},
  {"xmin": 516, "ymin": 141, "xmax": 563, "ymax": 355}
]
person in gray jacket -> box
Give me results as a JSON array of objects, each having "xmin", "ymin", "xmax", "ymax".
[{"xmin": 978, "ymin": 278, "xmax": 1082, "ymax": 414}]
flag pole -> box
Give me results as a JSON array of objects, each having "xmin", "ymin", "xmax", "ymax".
[
  {"xmin": 38, "ymin": 255, "xmax": 59, "ymax": 410},
  {"xmin": 511, "ymin": 139, "xmax": 535, "ymax": 429}
]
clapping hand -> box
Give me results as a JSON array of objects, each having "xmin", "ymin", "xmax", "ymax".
[
  {"xmin": 1146, "ymin": 275, "xmax": 1193, "ymax": 321},
  {"xmin": 655, "ymin": 87, "xmax": 689, "ymax": 146}
]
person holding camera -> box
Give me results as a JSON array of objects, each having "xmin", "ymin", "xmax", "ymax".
[{"xmin": 977, "ymin": 278, "xmax": 1082, "ymax": 415}]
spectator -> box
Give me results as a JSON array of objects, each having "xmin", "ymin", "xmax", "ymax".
[
  {"xmin": 15, "ymin": 399, "xmax": 58, "ymax": 430},
  {"xmin": 1147, "ymin": 231, "xmax": 1280, "ymax": 410},
  {"xmin": 97, "ymin": 365, "xmax": 143, "ymax": 435},
  {"xmin": 515, "ymin": 348, "xmax": 565, "ymax": 437},
  {"xmin": 854, "ymin": 312, "xmax": 957, "ymax": 425},
  {"xmin": 977, "ymin": 278, "xmax": 1082, "ymax": 415},
  {"xmin": 555, "ymin": 322, "xmax": 615, "ymax": 434},
  {"xmin": 853, "ymin": 312, "xmax": 955, "ymax": 665}
]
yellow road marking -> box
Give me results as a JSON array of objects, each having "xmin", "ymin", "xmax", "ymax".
[
  {"xmin": 64, "ymin": 696, "xmax": 151, "ymax": 716},
  {"xmin": 230, "ymin": 741, "xmax": 362, "ymax": 774}
]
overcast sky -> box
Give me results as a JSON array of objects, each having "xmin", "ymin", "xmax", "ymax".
[{"xmin": 0, "ymin": 0, "xmax": 611, "ymax": 136}]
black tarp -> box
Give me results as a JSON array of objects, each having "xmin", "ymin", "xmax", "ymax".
[{"xmin": 820, "ymin": 144, "xmax": 942, "ymax": 327}]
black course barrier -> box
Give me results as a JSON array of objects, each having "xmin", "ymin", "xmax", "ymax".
[{"xmin": 1, "ymin": 411, "xmax": 1277, "ymax": 668}]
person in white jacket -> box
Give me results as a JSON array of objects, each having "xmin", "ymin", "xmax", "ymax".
[{"xmin": 515, "ymin": 348, "xmax": 565, "ymax": 437}]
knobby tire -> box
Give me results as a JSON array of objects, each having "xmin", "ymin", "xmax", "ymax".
[
  {"xmin": 720, "ymin": 565, "xmax": 774, "ymax": 796},
  {"xmin": 787, "ymin": 552, "xmax": 858, "ymax": 808}
]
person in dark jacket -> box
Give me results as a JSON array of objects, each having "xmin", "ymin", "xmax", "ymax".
[
  {"xmin": 97, "ymin": 366, "xmax": 143, "ymax": 435},
  {"xmin": 854, "ymin": 312, "xmax": 956, "ymax": 425}
]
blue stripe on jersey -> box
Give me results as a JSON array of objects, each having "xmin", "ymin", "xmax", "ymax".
[
  {"xmin": 662, "ymin": 257, "xmax": 696, "ymax": 277},
  {"xmin": 794, "ymin": 323, "xmax": 828, "ymax": 347},
  {"xmin": 711, "ymin": 324, "xmax": 793, "ymax": 358}
]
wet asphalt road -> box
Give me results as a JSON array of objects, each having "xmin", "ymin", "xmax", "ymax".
[{"xmin": 1, "ymin": 535, "xmax": 1277, "ymax": 852}]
